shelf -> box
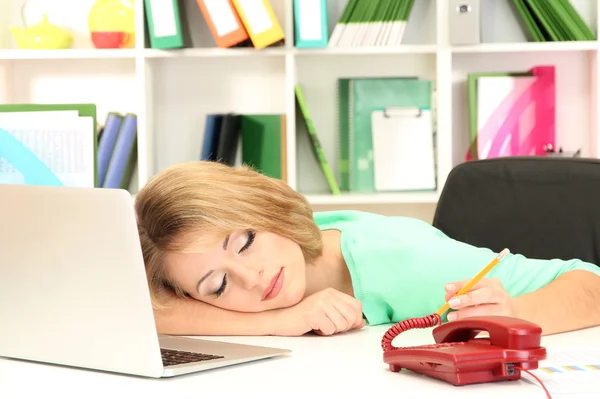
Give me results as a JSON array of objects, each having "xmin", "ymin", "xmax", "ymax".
[
  {"xmin": 305, "ymin": 192, "xmax": 439, "ymax": 205},
  {"xmin": 144, "ymin": 47, "xmax": 287, "ymax": 58},
  {"xmin": 1, "ymin": 0, "xmax": 599, "ymax": 210},
  {"xmin": 0, "ymin": 49, "xmax": 138, "ymax": 60},
  {"xmin": 0, "ymin": 42, "xmax": 596, "ymax": 62},
  {"xmin": 452, "ymin": 41, "xmax": 599, "ymax": 54},
  {"xmin": 293, "ymin": 45, "xmax": 437, "ymax": 56}
]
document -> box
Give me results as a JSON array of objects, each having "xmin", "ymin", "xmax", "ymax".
[
  {"xmin": 0, "ymin": 111, "xmax": 95, "ymax": 187},
  {"xmin": 522, "ymin": 348, "xmax": 600, "ymax": 395}
]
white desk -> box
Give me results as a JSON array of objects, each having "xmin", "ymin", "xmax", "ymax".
[{"xmin": 1, "ymin": 325, "xmax": 598, "ymax": 398}]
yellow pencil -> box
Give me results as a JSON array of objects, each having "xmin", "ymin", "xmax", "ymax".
[{"xmin": 435, "ymin": 248, "xmax": 511, "ymax": 316}]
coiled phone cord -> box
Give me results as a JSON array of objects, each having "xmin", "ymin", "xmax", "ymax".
[{"xmin": 381, "ymin": 313, "xmax": 442, "ymax": 352}]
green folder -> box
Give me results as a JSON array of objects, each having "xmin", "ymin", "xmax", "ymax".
[
  {"xmin": 241, "ymin": 114, "xmax": 285, "ymax": 181},
  {"xmin": 0, "ymin": 104, "xmax": 97, "ymax": 186},
  {"xmin": 144, "ymin": 0, "xmax": 184, "ymax": 49},
  {"xmin": 337, "ymin": 77, "xmax": 431, "ymax": 192}
]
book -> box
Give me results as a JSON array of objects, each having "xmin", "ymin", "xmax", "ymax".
[
  {"xmin": 0, "ymin": 104, "xmax": 97, "ymax": 188},
  {"xmin": 295, "ymin": 85, "xmax": 340, "ymax": 195},
  {"xmin": 199, "ymin": 113, "xmax": 288, "ymax": 182}
]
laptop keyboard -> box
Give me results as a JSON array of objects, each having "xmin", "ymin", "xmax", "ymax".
[{"xmin": 161, "ymin": 348, "xmax": 225, "ymax": 367}]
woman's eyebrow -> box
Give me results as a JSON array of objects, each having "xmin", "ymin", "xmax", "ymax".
[
  {"xmin": 222, "ymin": 235, "xmax": 230, "ymax": 250},
  {"xmin": 197, "ymin": 270, "xmax": 214, "ymax": 292}
]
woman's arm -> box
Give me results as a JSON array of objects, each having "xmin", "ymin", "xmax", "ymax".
[
  {"xmin": 152, "ymin": 288, "xmax": 366, "ymax": 336},
  {"xmin": 513, "ymin": 270, "xmax": 600, "ymax": 335},
  {"xmin": 153, "ymin": 295, "xmax": 281, "ymax": 336}
]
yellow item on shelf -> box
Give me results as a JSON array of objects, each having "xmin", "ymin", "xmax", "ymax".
[
  {"xmin": 88, "ymin": 0, "xmax": 135, "ymax": 49},
  {"xmin": 10, "ymin": 14, "xmax": 73, "ymax": 50}
]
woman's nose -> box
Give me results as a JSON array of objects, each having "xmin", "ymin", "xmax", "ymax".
[{"xmin": 228, "ymin": 261, "xmax": 263, "ymax": 290}]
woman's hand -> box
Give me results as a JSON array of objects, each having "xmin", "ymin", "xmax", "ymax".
[
  {"xmin": 444, "ymin": 278, "xmax": 516, "ymax": 321},
  {"xmin": 273, "ymin": 288, "xmax": 365, "ymax": 336}
]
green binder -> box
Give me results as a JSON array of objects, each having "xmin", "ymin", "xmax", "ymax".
[
  {"xmin": 144, "ymin": 0, "xmax": 184, "ymax": 49},
  {"xmin": 337, "ymin": 78, "xmax": 431, "ymax": 192},
  {"xmin": 0, "ymin": 103, "xmax": 98, "ymax": 187},
  {"xmin": 241, "ymin": 114, "xmax": 286, "ymax": 181}
]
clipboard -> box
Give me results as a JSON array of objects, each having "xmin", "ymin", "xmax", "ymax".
[{"xmin": 370, "ymin": 107, "xmax": 436, "ymax": 192}]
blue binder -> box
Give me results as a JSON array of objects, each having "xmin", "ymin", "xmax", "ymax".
[{"xmin": 294, "ymin": 0, "xmax": 329, "ymax": 48}]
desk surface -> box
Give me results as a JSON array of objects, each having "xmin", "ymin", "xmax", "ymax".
[{"xmin": 2, "ymin": 325, "xmax": 599, "ymax": 398}]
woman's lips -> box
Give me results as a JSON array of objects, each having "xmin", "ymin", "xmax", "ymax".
[{"xmin": 262, "ymin": 267, "xmax": 284, "ymax": 301}]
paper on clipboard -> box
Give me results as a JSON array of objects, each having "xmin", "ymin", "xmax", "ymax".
[{"xmin": 370, "ymin": 107, "xmax": 436, "ymax": 191}]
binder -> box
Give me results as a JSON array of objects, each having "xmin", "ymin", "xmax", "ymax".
[
  {"xmin": 200, "ymin": 114, "xmax": 223, "ymax": 161},
  {"xmin": 448, "ymin": 0, "xmax": 481, "ymax": 45},
  {"xmin": 215, "ymin": 113, "xmax": 242, "ymax": 165},
  {"xmin": 231, "ymin": 0, "xmax": 284, "ymax": 49},
  {"xmin": 293, "ymin": 0, "xmax": 329, "ymax": 48},
  {"xmin": 97, "ymin": 112, "xmax": 123, "ymax": 187},
  {"xmin": 144, "ymin": 0, "xmax": 185, "ymax": 49},
  {"xmin": 0, "ymin": 104, "xmax": 97, "ymax": 187},
  {"xmin": 371, "ymin": 107, "xmax": 435, "ymax": 191},
  {"xmin": 240, "ymin": 114, "xmax": 287, "ymax": 181},
  {"xmin": 195, "ymin": 0, "xmax": 250, "ymax": 48},
  {"xmin": 103, "ymin": 114, "xmax": 138, "ymax": 189}
]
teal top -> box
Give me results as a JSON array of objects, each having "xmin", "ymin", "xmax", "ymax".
[{"xmin": 314, "ymin": 210, "xmax": 600, "ymax": 326}]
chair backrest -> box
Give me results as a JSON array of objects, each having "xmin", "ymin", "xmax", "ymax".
[{"xmin": 432, "ymin": 156, "xmax": 600, "ymax": 266}]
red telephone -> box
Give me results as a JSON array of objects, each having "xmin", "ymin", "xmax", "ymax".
[{"xmin": 382, "ymin": 314, "xmax": 547, "ymax": 386}]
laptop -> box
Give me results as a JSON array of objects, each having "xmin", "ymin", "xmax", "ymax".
[{"xmin": 0, "ymin": 184, "xmax": 290, "ymax": 377}]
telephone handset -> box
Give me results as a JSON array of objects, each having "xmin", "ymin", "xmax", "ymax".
[{"xmin": 382, "ymin": 314, "xmax": 547, "ymax": 386}]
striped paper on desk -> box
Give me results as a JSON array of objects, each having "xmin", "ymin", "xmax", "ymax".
[{"xmin": 522, "ymin": 348, "xmax": 600, "ymax": 395}]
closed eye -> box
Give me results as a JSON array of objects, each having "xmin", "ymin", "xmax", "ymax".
[
  {"xmin": 213, "ymin": 273, "xmax": 227, "ymax": 298},
  {"xmin": 239, "ymin": 230, "xmax": 255, "ymax": 253}
]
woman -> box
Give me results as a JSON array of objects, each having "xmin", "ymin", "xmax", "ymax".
[{"xmin": 135, "ymin": 161, "xmax": 600, "ymax": 337}]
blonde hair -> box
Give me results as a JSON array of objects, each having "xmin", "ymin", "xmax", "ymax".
[{"xmin": 134, "ymin": 161, "xmax": 323, "ymax": 309}]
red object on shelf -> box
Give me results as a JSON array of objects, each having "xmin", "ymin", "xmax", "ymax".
[{"xmin": 91, "ymin": 31, "xmax": 132, "ymax": 49}]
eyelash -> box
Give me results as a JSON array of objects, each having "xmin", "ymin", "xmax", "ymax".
[
  {"xmin": 239, "ymin": 230, "xmax": 256, "ymax": 253},
  {"xmin": 214, "ymin": 230, "xmax": 255, "ymax": 298},
  {"xmin": 214, "ymin": 274, "xmax": 227, "ymax": 298}
]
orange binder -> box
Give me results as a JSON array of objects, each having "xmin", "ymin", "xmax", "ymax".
[
  {"xmin": 195, "ymin": 0, "xmax": 249, "ymax": 48},
  {"xmin": 231, "ymin": 0, "xmax": 284, "ymax": 49}
]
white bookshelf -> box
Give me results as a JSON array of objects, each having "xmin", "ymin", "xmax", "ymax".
[{"xmin": 1, "ymin": 0, "xmax": 599, "ymax": 211}]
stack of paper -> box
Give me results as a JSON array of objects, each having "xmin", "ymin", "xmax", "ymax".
[{"xmin": 0, "ymin": 105, "xmax": 97, "ymax": 188}]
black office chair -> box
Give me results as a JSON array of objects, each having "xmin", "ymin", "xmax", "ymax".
[{"xmin": 432, "ymin": 156, "xmax": 600, "ymax": 266}]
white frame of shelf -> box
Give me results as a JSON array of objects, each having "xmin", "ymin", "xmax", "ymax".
[{"xmin": 1, "ymin": 0, "xmax": 599, "ymax": 206}]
